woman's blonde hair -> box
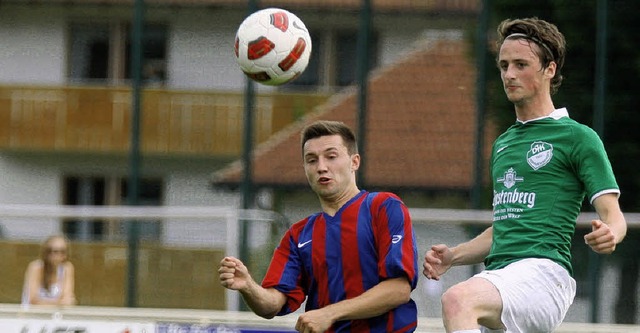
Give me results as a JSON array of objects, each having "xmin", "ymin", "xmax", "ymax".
[{"xmin": 39, "ymin": 234, "xmax": 70, "ymax": 291}]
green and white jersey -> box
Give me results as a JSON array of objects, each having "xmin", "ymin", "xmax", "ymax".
[{"xmin": 486, "ymin": 108, "xmax": 619, "ymax": 275}]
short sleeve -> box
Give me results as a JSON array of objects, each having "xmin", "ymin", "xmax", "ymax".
[
  {"xmin": 373, "ymin": 193, "xmax": 419, "ymax": 289},
  {"xmin": 261, "ymin": 224, "xmax": 307, "ymax": 315},
  {"xmin": 572, "ymin": 126, "xmax": 619, "ymax": 203}
]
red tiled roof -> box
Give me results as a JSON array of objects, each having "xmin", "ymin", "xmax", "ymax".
[{"xmin": 212, "ymin": 39, "xmax": 497, "ymax": 191}]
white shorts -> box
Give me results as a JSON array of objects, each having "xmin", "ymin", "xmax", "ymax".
[{"xmin": 475, "ymin": 258, "xmax": 576, "ymax": 333}]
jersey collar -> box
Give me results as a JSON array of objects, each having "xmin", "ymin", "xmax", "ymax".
[{"xmin": 517, "ymin": 107, "xmax": 569, "ymax": 124}]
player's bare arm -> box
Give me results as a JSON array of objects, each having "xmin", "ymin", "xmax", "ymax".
[
  {"xmin": 294, "ymin": 277, "xmax": 411, "ymax": 333},
  {"xmin": 585, "ymin": 193, "xmax": 627, "ymax": 254},
  {"xmin": 218, "ymin": 256, "xmax": 287, "ymax": 318},
  {"xmin": 423, "ymin": 226, "xmax": 493, "ymax": 280}
]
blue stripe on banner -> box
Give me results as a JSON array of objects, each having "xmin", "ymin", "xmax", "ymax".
[{"xmin": 157, "ymin": 323, "xmax": 297, "ymax": 333}]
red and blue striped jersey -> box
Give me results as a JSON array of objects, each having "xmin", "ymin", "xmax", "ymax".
[{"xmin": 262, "ymin": 191, "xmax": 419, "ymax": 332}]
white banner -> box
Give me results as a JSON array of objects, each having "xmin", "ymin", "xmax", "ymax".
[{"xmin": 0, "ymin": 318, "xmax": 155, "ymax": 333}]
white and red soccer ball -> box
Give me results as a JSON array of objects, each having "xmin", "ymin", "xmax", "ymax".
[{"xmin": 234, "ymin": 8, "xmax": 312, "ymax": 86}]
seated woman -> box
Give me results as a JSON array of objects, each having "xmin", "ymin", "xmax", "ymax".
[{"xmin": 22, "ymin": 235, "xmax": 77, "ymax": 306}]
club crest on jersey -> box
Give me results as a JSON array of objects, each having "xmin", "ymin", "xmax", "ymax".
[
  {"xmin": 527, "ymin": 141, "xmax": 553, "ymax": 170},
  {"xmin": 497, "ymin": 167, "xmax": 523, "ymax": 189}
]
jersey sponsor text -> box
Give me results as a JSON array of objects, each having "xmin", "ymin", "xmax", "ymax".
[{"xmin": 492, "ymin": 188, "xmax": 536, "ymax": 208}]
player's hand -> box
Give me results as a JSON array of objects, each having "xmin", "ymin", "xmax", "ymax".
[
  {"xmin": 584, "ymin": 220, "xmax": 618, "ymax": 254},
  {"xmin": 423, "ymin": 244, "xmax": 453, "ymax": 280},
  {"xmin": 295, "ymin": 308, "xmax": 334, "ymax": 333},
  {"xmin": 218, "ymin": 256, "xmax": 252, "ymax": 290}
]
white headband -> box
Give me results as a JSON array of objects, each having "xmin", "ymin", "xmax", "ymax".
[{"xmin": 506, "ymin": 33, "xmax": 554, "ymax": 60}]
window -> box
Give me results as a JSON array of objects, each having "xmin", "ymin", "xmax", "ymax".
[
  {"xmin": 62, "ymin": 176, "xmax": 163, "ymax": 242},
  {"xmin": 63, "ymin": 176, "xmax": 106, "ymax": 240},
  {"xmin": 336, "ymin": 31, "xmax": 378, "ymax": 86},
  {"xmin": 68, "ymin": 22, "xmax": 168, "ymax": 85},
  {"xmin": 286, "ymin": 29, "xmax": 378, "ymax": 90},
  {"xmin": 68, "ymin": 24, "xmax": 110, "ymax": 81},
  {"xmin": 125, "ymin": 24, "xmax": 168, "ymax": 84}
]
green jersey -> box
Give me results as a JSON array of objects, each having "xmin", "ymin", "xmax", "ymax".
[{"xmin": 486, "ymin": 108, "xmax": 619, "ymax": 274}]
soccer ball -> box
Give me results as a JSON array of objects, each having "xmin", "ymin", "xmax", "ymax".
[{"xmin": 234, "ymin": 8, "xmax": 312, "ymax": 86}]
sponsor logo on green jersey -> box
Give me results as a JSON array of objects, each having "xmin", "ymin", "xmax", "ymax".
[{"xmin": 527, "ymin": 141, "xmax": 553, "ymax": 170}]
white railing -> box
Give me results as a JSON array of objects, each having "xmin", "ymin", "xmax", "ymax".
[
  {"xmin": 0, "ymin": 204, "xmax": 289, "ymax": 313},
  {"xmin": 0, "ymin": 205, "xmax": 637, "ymax": 326},
  {"xmin": 0, "ymin": 304, "xmax": 637, "ymax": 333}
]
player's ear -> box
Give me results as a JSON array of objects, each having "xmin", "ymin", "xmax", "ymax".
[
  {"xmin": 351, "ymin": 153, "xmax": 360, "ymax": 171},
  {"xmin": 544, "ymin": 61, "xmax": 556, "ymax": 78}
]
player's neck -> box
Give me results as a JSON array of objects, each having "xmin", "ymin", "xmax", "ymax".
[
  {"xmin": 320, "ymin": 186, "xmax": 360, "ymax": 217},
  {"xmin": 514, "ymin": 97, "xmax": 555, "ymax": 122}
]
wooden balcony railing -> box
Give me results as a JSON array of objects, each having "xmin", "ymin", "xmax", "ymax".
[{"xmin": 0, "ymin": 85, "xmax": 330, "ymax": 156}]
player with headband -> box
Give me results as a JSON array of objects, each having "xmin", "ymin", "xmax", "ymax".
[{"xmin": 423, "ymin": 17, "xmax": 627, "ymax": 333}]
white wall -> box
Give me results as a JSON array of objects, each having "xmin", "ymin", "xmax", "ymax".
[
  {"xmin": 0, "ymin": 153, "xmax": 238, "ymax": 244},
  {"xmin": 0, "ymin": 154, "xmax": 62, "ymax": 239},
  {"xmin": 0, "ymin": 4, "xmax": 458, "ymax": 90},
  {"xmin": 168, "ymin": 9, "xmax": 247, "ymax": 91},
  {"xmin": 162, "ymin": 162, "xmax": 240, "ymax": 248},
  {"xmin": 0, "ymin": 7, "xmax": 66, "ymax": 85}
]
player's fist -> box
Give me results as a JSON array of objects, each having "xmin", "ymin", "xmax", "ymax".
[
  {"xmin": 584, "ymin": 220, "xmax": 617, "ymax": 254},
  {"xmin": 423, "ymin": 244, "xmax": 453, "ymax": 280},
  {"xmin": 218, "ymin": 256, "xmax": 251, "ymax": 290}
]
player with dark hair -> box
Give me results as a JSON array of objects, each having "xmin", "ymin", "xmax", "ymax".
[
  {"xmin": 220, "ymin": 120, "xmax": 419, "ymax": 332},
  {"xmin": 423, "ymin": 17, "xmax": 627, "ymax": 333}
]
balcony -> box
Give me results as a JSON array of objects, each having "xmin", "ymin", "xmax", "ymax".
[{"xmin": 0, "ymin": 85, "xmax": 330, "ymax": 156}]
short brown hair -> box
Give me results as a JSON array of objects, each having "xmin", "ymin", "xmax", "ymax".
[
  {"xmin": 301, "ymin": 120, "xmax": 358, "ymax": 155},
  {"xmin": 496, "ymin": 17, "xmax": 566, "ymax": 95}
]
